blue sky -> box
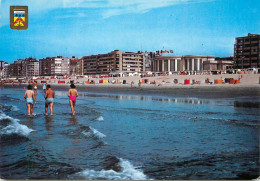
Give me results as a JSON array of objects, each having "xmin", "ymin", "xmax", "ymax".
[{"xmin": 0, "ymin": 0, "xmax": 259, "ymax": 63}]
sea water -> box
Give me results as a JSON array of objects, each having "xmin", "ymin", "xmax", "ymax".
[{"xmin": 0, "ymin": 87, "xmax": 259, "ymax": 179}]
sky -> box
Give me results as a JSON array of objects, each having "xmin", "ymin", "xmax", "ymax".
[{"xmin": 0, "ymin": 0, "xmax": 259, "ymax": 63}]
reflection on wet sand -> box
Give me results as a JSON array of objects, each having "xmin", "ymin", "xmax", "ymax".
[
  {"xmin": 56, "ymin": 91, "xmax": 210, "ymax": 105},
  {"xmin": 45, "ymin": 116, "xmax": 54, "ymax": 131},
  {"xmin": 70, "ymin": 116, "xmax": 78, "ymax": 124}
]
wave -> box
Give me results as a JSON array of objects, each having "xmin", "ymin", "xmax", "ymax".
[
  {"xmin": 0, "ymin": 104, "xmax": 20, "ymax": 113},
  {"xmin": 96, "ymin": 116, "xmax": 104, "ymax": 121},
  {"xmin": 0, "ymin": 113, "xmax": 34, "ymax": 137},
  {"xmin": 82, "ymin": 126, "xmax": 106, "ymax": 139},
  {"xmin": 78, "ymin": 158, "xmax": 148, "ymax": 180}
]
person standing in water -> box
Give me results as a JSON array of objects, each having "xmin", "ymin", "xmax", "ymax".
[
  {"xmin": 45, "ymin": 85, "xmax": 55, "ymax": 115},
  {"xmin": 42, "ymin": 82, "xmax": 46, "ymax": 93},
  {"xmin": 34, "ymin": 81, "xmax": 38, "ymax": 94},
  {"xmin": 24, "ymin": 84, "xmax": 37, "ymax": 115},
  {"xmin": 68, "ymin": 84, "xmax": 78, "ymax": 116}
]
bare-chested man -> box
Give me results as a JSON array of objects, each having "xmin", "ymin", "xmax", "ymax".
[
  {"xmin": 68, "ymin": 84, "xmax": 78, "ymax": 116},
  {"xmin": 45, "ymin": 84, "xmax": 55, "ymax": 115},
  {"xmin": 24, "ymin": 84, "xmax": 37, "ymax": 115}
]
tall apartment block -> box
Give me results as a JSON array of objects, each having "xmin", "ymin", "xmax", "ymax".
[
  {"xmin": 39, "ymin": 57, "xmax": 52, "ymax": 76},
  {"xmin": 0, "ymin": 61, "xmax": 4, "ymax": 79},
  {"xmin": 8, "ymin": 59, "xmax": 23, "ymax": 78},
  {"xmin": 234, "ymin": 33, "xmax": 260, "ymax": 69},
  {"xmin": 70, "ymin": 56, "xmax": 83, "ymax": 76},
  {"xmin": 23, "ymin": 57, "xmax": 39, "ymax": 77},
  {"xmin": 40, "ymin": 56, "xmax": 70, "ymax": 76},
  {"xmin": 3, "ymin": 62, "xmax": 9, "ymax": 79},
  {"xmin": 83, "ymin": 50, "xmax": 145, "ymax": 75}
]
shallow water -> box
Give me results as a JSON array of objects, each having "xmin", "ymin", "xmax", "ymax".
[{"xmin": 0, "ymin": 87, "xmax": 259, "ymax": 179}]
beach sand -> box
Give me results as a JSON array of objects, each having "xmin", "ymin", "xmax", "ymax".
[{"xmin": 3, "ymin": 74, "xmax": 260, "ymax": 99}]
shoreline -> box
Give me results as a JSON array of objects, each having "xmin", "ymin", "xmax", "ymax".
[{"xmin": 2, "ymin": 83, "xmax": 260, "ymax": 99}]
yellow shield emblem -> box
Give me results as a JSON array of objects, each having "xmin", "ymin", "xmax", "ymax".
[{"xmin": 10, "ymin": 6, "xmax": 28, "ymax": 30}]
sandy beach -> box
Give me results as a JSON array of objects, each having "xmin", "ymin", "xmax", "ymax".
[
  {"xmin": 48, "ymin": 73, "xmax": 260, "ymax": 87},
  {"xmin": 3, "ymin": 74, "xmax": 260, "ymax": 99}
]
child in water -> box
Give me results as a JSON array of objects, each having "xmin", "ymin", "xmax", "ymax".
[
  {"xmin": 68, "ymin": 84, "xmax": 78, "ymax": 116},
  {"xmin": 24, "ymin": 84, "xmax": 37, "ymax": 115}
]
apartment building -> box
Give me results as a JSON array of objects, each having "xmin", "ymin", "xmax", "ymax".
[
  {"xmin": 0, "ymin": 61, "xmax": 4, "ymax": 79},
  {"xmin": 70, "ymin": 57, "xmax": 83, "ymax": 76},
  {"xmin": 3, "ymin": 62, "xmax": 9, "ymax": 79},
  {"xmin": 51, "ymin": 56, "xmax": 70, "ymax": 76},
  {"xmin": 234, "ymin": 33, "xmax": 260, "ymax": 69},
  {"xmin": 39, "ymin": 57, "xmax": 52, "ymax": 76},
  {"xmin": 23, "ymin": 58, "xmax": 39, "ymax": 77},
  {"xmin": 152, "ymin": 55, "xmax": 215, "ymax": 73},
  {"xmin": 40, "ymin": 56, "xmax": 70, "ymax": 76},
  {"xmin": 8, "ymin": 59, "xmax": 23, "ymax": 78},
  {"xmin": 83, "ymin": 50, "xmax": 145, "ymax": 75}
]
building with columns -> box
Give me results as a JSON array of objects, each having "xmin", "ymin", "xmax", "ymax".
[{"xmin": 151, "ymin": 55, "xmax": 215, "ymax": 73}]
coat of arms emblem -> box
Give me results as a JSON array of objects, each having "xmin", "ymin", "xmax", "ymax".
[{"xmin": 10, "ymin": 6, "xmax": 28, "ymax": 30}]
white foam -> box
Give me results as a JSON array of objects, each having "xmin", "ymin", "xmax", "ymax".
[
  {"xmin": 252, "ymin": 176, "xmax": 260, "ymax": 181},
  {"xmin": 79, "ymin": 158, "xmax": 148, "ymax": 180},
  {"xmin": 0, "ymin": 114, "xmax": 34, "ymax": 136},
  {"xmin": 96, "ymin": 116, "xmax": 104, "ymax": 121},
  {"xmin": 82, "ymin": 126, "xmax": 106, "ymax": 139},
  {"xmin": 0, "ymin": 113, "xmax": 20, "ymax": 122},
  {"xmin": 11, "ymin": 105, "xmax": 19, "ymax": 111}
]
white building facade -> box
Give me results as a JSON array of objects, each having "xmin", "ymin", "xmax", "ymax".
[
  {"xmin": 51, "ymin": 57, "xmax": 70, "ymax": 76},
  {"xmin": 152, "ymin": 55, "xmax": 216, "ymax": 73}
]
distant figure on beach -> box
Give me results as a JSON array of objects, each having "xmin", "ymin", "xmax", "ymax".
[
  {"xmin": 68, "ymin": 84, "xmax": 78, "ymax": 116},
  {"xmin": 42, "ymin": 82, "xmax": 46, "ymax": 93},
  {"xmin": 24, "ymin": 84, "xmax": 37, "ymax": 115},
  {"xmin": 34, "ymin": 81, "xmax": 37, "ymax": 94},
  {"xmin": 131, "ymin": 81, "xmax": 134, "ymax": 88},
  {"xmin": 138, "ymin": 80, "xmax": 141, "ymax": 87},
  {"xmin": 45, "ymin": 85, "xmax": 55, "ymax": 115}
]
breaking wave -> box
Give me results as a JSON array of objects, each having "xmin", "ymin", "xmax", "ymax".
[
  {"xmin": 78, "ymin": 158, "xmax": 148, "ymax": 180},
  {"xmin": 0, "ymin": 113, "xmax": 34, "ymax": 137},
  {"xmin": 82, "ymin": 126, "xmax": 106, "ymax": 139},
  {"xmin": 0, "ymin": 104, "xmax": 19, "ymax": 113},
  {"xmin": 96, "ymin": 116, "xmax": 104, "ymax": 121}
]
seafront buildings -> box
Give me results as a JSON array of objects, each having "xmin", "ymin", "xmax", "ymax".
[
  {"xmin": 69, "ymin": 57, "xmax": 84, "ymax": 76},
  {"xmin": 23, "ymin": 58, "xmax": 39, "ymax": 77},
  {"xmin": 234, "ymin": 33, "xmax": 260, "ymax": 69},
  {"xmin": 83, "ymin": 50, "xmax": 145, "ymax": 75},
  {"xmin": 39, "ymin": 57, "xmax": 51, "ymax": 76},
  {"xmin": 1, "ymin": 33, "xmax": 259, "ymax": 79},
  {"xmin": 0, "ymin": 61, "xmax": 4, "ymax": 79},
  {"xmin": 39, "ymin": 56, "xmax": 70, "ymax": 76}
]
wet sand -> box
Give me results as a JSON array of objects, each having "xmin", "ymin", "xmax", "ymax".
[{"xmin": 3, "ymin": 83, "xmax": 260, "ymax": 99}]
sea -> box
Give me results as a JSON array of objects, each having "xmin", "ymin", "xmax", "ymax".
[{"xmin": 0, "ymin": 86, "xmax": 259, "ymax": 180}]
